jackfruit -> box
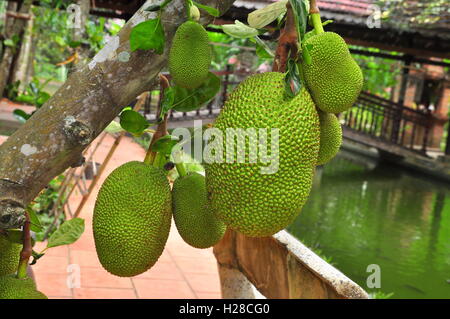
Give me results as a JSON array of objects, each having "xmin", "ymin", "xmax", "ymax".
[
  {"xmin": 0, "ymin": 275, "xmax": 47, "ymax": 299},
  {"xmin": 205, "ymin": 72, "xmax": 320, "ymax": 237},
  {"xmin": 0, "ymin": 233, "xmax": 21, "ymax": 276},
  {"xmin": 302, "ymin": 32, "xmax": 363, "ymax": 113},
  {"xmin": 317, "ymin": 111, "xmax": 342, "ymax": 165},
  {"xmin": 172, "ymin": 172, "xmax": 226, "ymax": 248},
  {"xmin": 169, "ymin": 21, "xmax": 211, "ymax": 89},
  {"xmin": 93, "ymin": 161, "xmax": 172, "ymax": 277}
]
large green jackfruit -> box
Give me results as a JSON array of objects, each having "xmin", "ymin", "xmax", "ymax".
[
  {"xmin": 0, "ymin": 233, "xmax": 21, "ymax": 276},
  {"xmin": 93, "ymin": 161, "xmax": 172, "ymax": 277},
  {"xmin": 172, "ymin": 172, "xmax": 226, "ymax": 248},
  {"xmin": 302, "ymin": 32, "xmax": 363, "ymax": 113},
  {"xmin": 0, "ymin": 275, "xmax": 47, "ymax": 299},
  {"xmin": 317, "ymin": 111, "xmax": 342, "ymax": 165},
  {"xmin": 205, "ymin": 72, "xmax": 320, "ymax": 237},
  {"xmin": 169, "ymin": 21, "xmax": 211, "ymax": 89}
]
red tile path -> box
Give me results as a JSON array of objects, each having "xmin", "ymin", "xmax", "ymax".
[{"xmin": 0, "ymin": 132, "xmax": 222, "ymax": 299}]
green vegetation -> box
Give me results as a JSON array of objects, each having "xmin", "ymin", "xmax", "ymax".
[
  {"xmin": 206, "ymin": 72, "xmax": 320, "ymax": 237},
  {"xmin": 169, "ymin": 21, "xmax": 212, "ymax": 89},
  {"xmin": 302, "ymin": 32, "xmax": 363, "ymax": 114},
  {"xmin": 93, "ymin": 161, "xmax": 172, "ymax": 277},
  {"xmin": 172, "ymin": 172, "xmax": 226, "ymax": 248},
  {"xmin": 317, "ymin": 112, "xmax": 342, "ymax": 166},
  {"xmin": 0, "ymin": 275, "xmax": 47, "ymax": 299}
]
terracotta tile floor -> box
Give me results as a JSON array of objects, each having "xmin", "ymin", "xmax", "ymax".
[{"xmin": 0, "ymin": 131, "xmax": 222, "ymax": 299}]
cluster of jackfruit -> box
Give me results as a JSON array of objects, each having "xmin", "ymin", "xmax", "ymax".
[
  {"xmin": 204, "ymin": 31, "xmax": 362, "ymax": 237},
  {"xmin": 93, "ymin": 160, "xmax": 225, "ymax": 277}
]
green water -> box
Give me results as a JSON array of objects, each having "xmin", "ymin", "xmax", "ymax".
[{"xmin": 287, "ymin": 150, "xmax": 450, "ymax": 299}]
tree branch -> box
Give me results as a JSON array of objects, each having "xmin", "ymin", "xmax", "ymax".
[{"xmin": 0, "ymin": 0, "xmax": 237, "ymax": 228}]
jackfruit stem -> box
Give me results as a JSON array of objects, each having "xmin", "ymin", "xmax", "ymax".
[
  {"xmin": 17, "ymin": 212, "xmax": 31, "ymax": 279},
  {"xmin": 144, "ymin": 74, "xmax": 170, "ymax": 165},
  {"xmin": 173, "ymin": 151, "xmax": 188, "ymax": 177},
  {"xmin": 309, "ymin": 0, "xmax": 324, "ymax": 34},
  {"xmin": 273, "ymin": 3, "xmax": 298, "ymax": 72},
  {"xmin": 311, "ymin": 14, "xmax": 324, "ymax": 34}
]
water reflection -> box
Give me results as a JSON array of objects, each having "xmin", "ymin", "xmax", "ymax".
[{"xmin": 287, "ymin": 150, "xmax": 450, "ymax": 299}]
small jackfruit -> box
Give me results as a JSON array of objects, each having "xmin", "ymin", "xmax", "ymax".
[
  {"xmin": 0, "ymin": 275, "xmax": 47, "ymax": 299},
  {"xmin": 302, "ymin": 32, "xmax": 363, "ymax": 113},
  {"xmin": 172, "ymin": 172, "xmax": 226, "ymax": 248},
  {"xmin": 317, "ymin": 111, "xmax": 342, "ymax": 165},
  {"xmin": 205, "ymin": 72, "xmax": 320, "ymax": 237},
  {"xmin": 169, "ymin": 21, "xmax": 211, "ymax": 89},
  {"xmin": 0, "ymin": 233, "xmax": 21, "ymax": 276},
  {"xmin": 93, "ymin": 161, "xmax": 172, "ymax": 277}
]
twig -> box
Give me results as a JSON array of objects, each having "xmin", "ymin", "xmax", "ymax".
[
  {"xmin": 272, "ymin": 3, "xmax": 298, "ymax": 73},
  {"xmin": 144, "ymin": 74, "xmax": 170, "ymax": 165},
  {"xmin": 6, "ymin": 11, "xmax": 31, "ymax": 20},
  {"xmin": 17, "ymin": 211, "xmax": 31, "ymax": 279}
]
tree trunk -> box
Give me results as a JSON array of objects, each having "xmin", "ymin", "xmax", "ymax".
[
  {"xmin": 0, "ymin": 0, "xmax": 237, "ymax": 229},
  {"xmin": 72, "ymin": 0, "xmax": 91, "ymax": 72},
  {"xmin": 12, "ymin": 12, "xmax": 34, "ymax": 88},
  {"xmin": 0, "ymin": 0, "xmax": 33, "ymax": 97}
]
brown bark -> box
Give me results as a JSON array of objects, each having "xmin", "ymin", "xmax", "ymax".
[{"xmin": 0, "ymin": 0, "xmax": 237, "ymax": 228}]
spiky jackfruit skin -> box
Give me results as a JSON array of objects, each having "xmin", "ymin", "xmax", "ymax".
[
  {"xmin": 169, "ymin": 21, "xmax": 211, "ymax": 89},
  {"xmin": 172, "ymin": 173, "xmax": 226, "ymax": 248},
  {"xmin": 302, "ymin": 32, "xmax": 363, "ymax": 113},
  {"xmin": 0, "ymin": 233, "xmax": 21, "ymax": 276},
  {"xmin": 205, "ymin": 72, "xmax": 320, "ymax": 237},
  {"xmin": 0, "ymin": 275, "xmax": 47, "ymax": 299},
  {"xmin": 317, "ymin": 111, "xmax": 342, "ymax": 165},
  {"xmin": 93, "ymin": 161, "xmax": 172, "ymax": 277}
]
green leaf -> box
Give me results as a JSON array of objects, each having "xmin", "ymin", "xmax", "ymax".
[
  {"xmin": 159, "ymin": 87, "xmax": 175, "ymax": 122},
  {"xmin": 30, "ymin": 250, "xmax": 45, "ymax": 266},
  {"xmin": 284, "ymin": 59, "xmax": 302, "ymax": 98},
  {"xmin": 252, "ymin": 36, "xmax": 274, "ymax": 59},
  {"xmin": 3, "ymin": 39, "xmax": 15, "ymax": 47},
  {"xmin": 192, "ymin": 1, "xmax": 220, "ymax": 17},
  {"xmin": 130, "ymin": 18, "xmax": 165, "ymax": 54},
  {"xmin": 36, "ymin": 91, "xmax": 51, "ymax": 107},
  {"xmin": 172, "ymin": 72, "xmax": 221, "ymax": 112},
  {"xmin": 151, "ymin": 135, "xmax": 180, "ymax": 155},
  {"xmin": 28, "ymin": 208, "xmax": 43, "ymax": 232},
  {"xmin": 12, "ymin": 109, "xmax": 31, "ymax": 123},
  {"xmin": 47, "ymin": 218, "xmax": 85, "ymax": 249},
  {"xmin": 67, "ymin": 40, "xmax": 82, "ymax": 48},
  {"xmin": 119, "ymin": 110, "xmax": 150, "ymax": 135},
  {"xmin": 222, "ymin": 20, "xmax": 259, "ymax": 39},
  {"xmin": 301, "ymin": 43, "xmax": 312, "ymax": 65},
  {"xmin": 289, "ymin": 0, "xmax": 309, "ymax": 40},
  {"xmin": 247, "ymin": 0, "xmax": 288, "ymax": 29}
]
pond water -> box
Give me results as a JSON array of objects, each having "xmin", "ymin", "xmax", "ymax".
[{"xmin": 287, "ymin": 149, "xmax": 450, "ymax": 299}]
